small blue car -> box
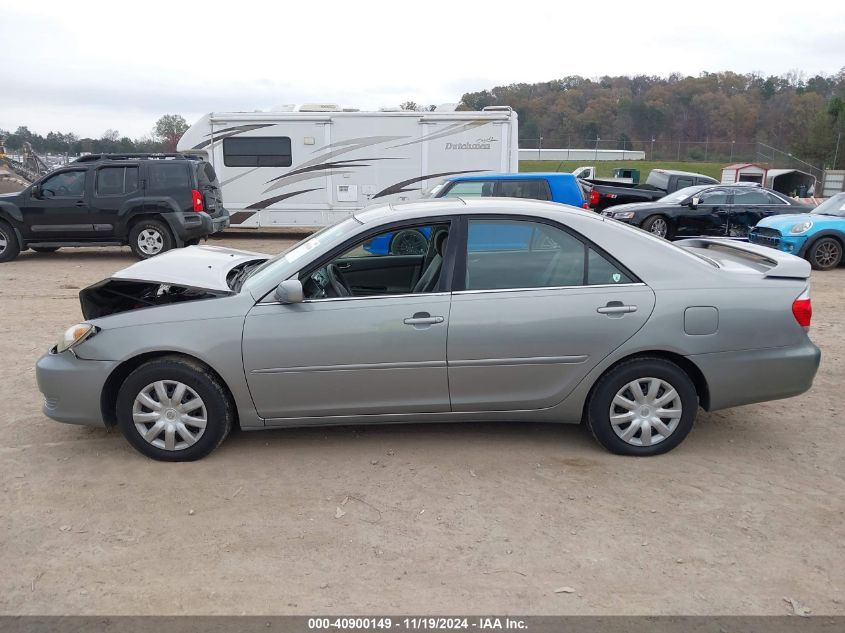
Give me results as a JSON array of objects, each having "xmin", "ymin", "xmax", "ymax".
[
  {"xmin": 366, "ymin": 173, "xmax": 586, "ymax": 255},
  {"xmin": 749, "ymin": 192, "xmax": 845, "ymax": 270}
]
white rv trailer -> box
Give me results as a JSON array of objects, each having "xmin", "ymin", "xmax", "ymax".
[{"xmin": 177, "ymin": 105, "xmax": 518, "ymax": 228}]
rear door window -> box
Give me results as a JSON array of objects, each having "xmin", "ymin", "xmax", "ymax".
[
  {"xmin": 147, "ymin": 162, "xmax": 191, "ymax": 191},
  {"xmin": 95, "ymin": 166, "xmax": 139, "ymax": 196},
  {"xmin": 497, "ymin": 179, "xmax": 552, "ymax": 201}
]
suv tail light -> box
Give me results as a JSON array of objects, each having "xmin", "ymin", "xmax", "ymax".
[
  {"xmin": 792, "ymin": 289, "xmax": 812, "ymax": 330},
  {"xmin": 191, "ymin": 189, "xmax": 204, "ymax": 212},
  {"xmin": 588, "ymin": 190, "xmax": 600, "ymax": 207}
]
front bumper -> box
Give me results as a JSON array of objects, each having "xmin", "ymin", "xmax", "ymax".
[
  {"xmin": 36, "ymin": 350, "xmax": 116, "ymax": 427},
  {"xmin": 690, "ymin": 340, "xmax": 821, "ymax": 411},
  {"xmin": 748, "ymin": 230, "xmax": 808, "ymax": 256}
]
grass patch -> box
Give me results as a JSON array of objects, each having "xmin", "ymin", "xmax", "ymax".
[{"xmin": 519, "ymin": 160, "xmax": 725, "ymax": 181}]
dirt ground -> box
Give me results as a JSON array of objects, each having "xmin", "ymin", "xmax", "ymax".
[{"xmin": 0, "ymin": 234, "xmax": 843, "ymax": 616}]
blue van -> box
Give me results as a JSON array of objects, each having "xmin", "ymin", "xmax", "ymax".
[{"xmin": 366, "ymin": 173, "xmax": 586, "ymax": 255}]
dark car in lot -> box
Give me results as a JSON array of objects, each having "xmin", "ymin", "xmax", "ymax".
[
  {"xmin": 584, "ymin": 169, "xmax": 719, "ymax": 212},
  {"xmin": 0, "ymin": 153, "xmax": 229, "ymax": 262},
  {"xmin": 601, "ymin": 183, "xmax": 811, "ymax": 239}
]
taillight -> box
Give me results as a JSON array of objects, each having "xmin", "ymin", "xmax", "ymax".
[
  {"xmin": 191, "ymin": 189, "xmax": 204, "ymax": 212},
  {"xmin": 588, "ymin": 190, "xmax": 600, "ymax": 206},
  {"xmin": 582, "ymin": 202, "xmax": 589, "ymax": 209},
  {"xmin": 792, "ymin": 291, "xmax": 812, "ymax": 329}
]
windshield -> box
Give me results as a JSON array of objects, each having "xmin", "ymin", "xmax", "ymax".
[
  {"xmin": 659, "ymin": 185, "xmax": 711, "ymax": 204},
  {"xmin": 811, "ymin": 192, "xmax": 845, "ymax": 217},
  {"xmin": 241, "ymin": 217, "xmax": 361, "ymax": 289}
]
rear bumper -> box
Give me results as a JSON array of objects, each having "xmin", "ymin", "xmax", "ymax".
[
  {"xmin": 689, "ymin": 341, "xmax": 821, "ymax": 411},
  {"xmin": 36, "ymin": 351, "xmax": 115, "ymax": 427},
  {"xmin": 166, "ymin": 209, "xmax": 230, "ymax": 243}
]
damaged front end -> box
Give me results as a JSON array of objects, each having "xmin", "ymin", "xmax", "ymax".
[
  {"xmin": 79, "ymin": 280, "xmax": 230, "ymax": 319},
  {"xmin": 77, "ymin": 245, "xmax": 270, "ymax": 319}
]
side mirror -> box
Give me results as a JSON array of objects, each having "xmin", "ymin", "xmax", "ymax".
[
  {"xmin": 689, "ymin": 197, "xmax": 700, "ymax": 209},
  {"xmin": 274, "ymin": 279, "xmax": 304, "ymax": 304},
  {"xmin": 31, "ymin": 184, "xmax": 43, "ymax": 199}
]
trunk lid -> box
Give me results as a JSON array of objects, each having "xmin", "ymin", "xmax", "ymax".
[{"xmin": 676, "ymin": 238, "xmax": 811, "ymax": 279}]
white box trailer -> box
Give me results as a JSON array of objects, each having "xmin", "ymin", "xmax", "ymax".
[{"xmin": 177, "ymin": 105, "xmax": 518, "ymax": 228}]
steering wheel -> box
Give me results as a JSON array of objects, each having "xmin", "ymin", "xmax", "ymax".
[{"xmin": 326, "ymin": 264, "xmax": 352, "ymax": 297}]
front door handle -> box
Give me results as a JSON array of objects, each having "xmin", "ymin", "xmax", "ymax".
[
  {"xmin": 597, "ymin": 301, "xmax": 637, "ymax": 316},
  {"xmin": 75, "ymin": 201, "xmax": 86, "ymax": 207},
  {"xmin": 403, "ymin": 312, "xmax": 444, "ymax": 326}
]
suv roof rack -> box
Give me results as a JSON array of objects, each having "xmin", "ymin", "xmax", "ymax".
[{"xmin": 73, "ymin": 153, "xmax": 199, "ymax": 163}]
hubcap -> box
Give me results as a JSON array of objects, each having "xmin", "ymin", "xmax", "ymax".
[
  {"xmin": 0, "ymin": 231, "xmax": 7, "ymax": 254},
  {"xmin": 649, "ymin": 219, "xmax": 667, "ymax": 237},
  {"xmin": 132, "ymin": 380, "xmax": 207, "ymax": 451},
  {"xmin": 137, "ymin": 229, "xmax": 164, "ymax": 255},
  {"xmin": 392, "ymin": 232, "xmax": 427, "ymax": 255},
  {"xmin": 609, "ymin": 377, "xmax": 682, "ymax": 447},
  {"xmin": 815, "ymin": 241, "xmax": 840, "ymax": 268}
]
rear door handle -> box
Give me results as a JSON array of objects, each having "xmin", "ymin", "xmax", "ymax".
[
  {"xmin": 75, "ymin": 201, "xmax": 86, "ymax": 207},
  {"xmin": 597, "ymin": 302, "xmax": 637, "ymax": 316},
  {"xmin": 403, "ymin": 312, "xmax": 444, "ymax": 326}
]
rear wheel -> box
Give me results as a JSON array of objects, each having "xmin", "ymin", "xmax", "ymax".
[
  {"xmin": 129, "ymin": 219, "xmax": 175, "ymax": 259},
  {"xmin": 116, "ymin": 357, "xmax": 234, "ymax": 461},
  {"xmin": 587, "ymin": 357, "xmax": 698, "ymax": 456},
  {"xmin": 0, "ymin": 220, "xmax": 21, "ymax": 263},
  {"xmin": 807, "ymin": 237, "xmax": 842, "ymax": 271},
  {"xmin": 31, "ymin": 246, "xmax": 60, "ymax": 253},
  {"xmin": 641, "ymin": 215, "xmax": 670, "ymax": 239}
]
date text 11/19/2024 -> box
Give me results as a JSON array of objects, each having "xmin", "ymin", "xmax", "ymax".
[{"xmin": 308, "ymin": 617, "xmax": 528, "ymax": 630}]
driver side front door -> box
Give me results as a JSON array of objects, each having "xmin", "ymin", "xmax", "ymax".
[
  {"xmin": 23, "ymin": 168, "xmax": 96, "ymax": 239},
  {"xmin": 242, "ymin": 220, "xmax": 454, "ymax": 421}
]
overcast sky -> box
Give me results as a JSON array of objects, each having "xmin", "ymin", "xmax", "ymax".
[{"xmin": 1, "ymin": 0, "xmax": 843, "ymax": 139}]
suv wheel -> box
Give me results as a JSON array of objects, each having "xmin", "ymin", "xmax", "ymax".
[
  {"xmin": 0, "ymin": 220, "xmax": 21, "ymax": 263},
  {"xmin": 587, "ymin": 357, "xmax": 698, "ymax": 456},
  {"xmin": 115, "ymin": 357, "xmax": 234, "ymax": 461},
  {"xmin": 807, "ymin": 237, "xmax": 842, "ymax": 271},
  {"xmin": 129, "ymin": 219, "xmax": 174, "ymax": 259},
  {"xmin": 389, "ymin": 229, "xmax": 428, "ymax": 255}
]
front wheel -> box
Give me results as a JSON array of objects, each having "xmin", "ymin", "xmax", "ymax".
[
  {"xmin": 129, "ymin": 219, "xmax": 175, "ymax": 259},
  {"xmin": 587, "ymin": 357, "xmax": 698, "ymax": 456},
  {"xmin": 807, "ymin": 237, "xmax": 842, "ymax": 271},
  {"xmin": 115, "ymin": 357, "xmax": 234, "ymax": 461},
  {"xmin": 641, "ymin": 215, "xmax": 670, "ymax": 239},
  {"xmin": 0, "ymin": 220, "xmax": 21, "ymax": 263},
  {"xmin": 389, "ymin": 229, "xmax": 428, "ymax": 255}
]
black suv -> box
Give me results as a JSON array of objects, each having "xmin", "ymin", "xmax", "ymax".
[{"xmin": 0, "ymin": 153, "xmax": 229, "ymax": 262}]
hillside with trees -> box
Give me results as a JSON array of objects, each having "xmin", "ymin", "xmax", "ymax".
[{"xmin": 461, "ymin": 70, "xmax": 845, "ymax": 169}]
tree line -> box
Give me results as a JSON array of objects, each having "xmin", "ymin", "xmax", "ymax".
[
  {"xmin": 0, "ymin": 114, "xmax": 190, "ymax": 156},
  {"xmin": 460, "ymin": 70, "xmax": 845, "ymax": 168}
]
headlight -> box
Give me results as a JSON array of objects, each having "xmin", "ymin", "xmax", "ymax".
[
  {"xmin": 789, "ymin": 221, "xmax": 813, "ymax": 235},
  {"xmin": 613, "ymin": 211, "xmax": 636, "ymax": 219},
  {"xmin": 56, "ymin": 323, "xmax": 96, "ymax": 353}
]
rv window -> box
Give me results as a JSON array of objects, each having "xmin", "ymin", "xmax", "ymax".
[{"xmin": 223, "ymin": 137, "xmax": 292, "ymax": 167}]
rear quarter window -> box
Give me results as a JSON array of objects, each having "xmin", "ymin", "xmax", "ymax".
[{"xmin": 147, "ymin": 162, "xmax": 191, "ymax": 191}]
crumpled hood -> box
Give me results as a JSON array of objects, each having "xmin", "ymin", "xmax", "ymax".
[
  {"xmin": 110, "ymin": 245, "xmax": 268, "ymax": 291},
  {"xmin": 757, "ymin": 213, "xmax": 839, "ymax": 231}
]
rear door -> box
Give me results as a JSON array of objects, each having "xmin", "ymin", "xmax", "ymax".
[
  {"xmin": 446, "ymin": 217, "xmax": 655, "ymax": 411},
  {"xmin": 22, "ymin": 168, "xmax": 95, "ymax": 238},
  {"xmin": 729, "ymin": 188, "xmax": 790, "ymax": 237},
  {"xmin": 89, "ymin": 163, "xmax": 141, "ymax": 236}
]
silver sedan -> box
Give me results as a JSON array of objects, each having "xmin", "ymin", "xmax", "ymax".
[{"xmin": 36, "ymin": 198, "xmax": 820, "ymax": 460}]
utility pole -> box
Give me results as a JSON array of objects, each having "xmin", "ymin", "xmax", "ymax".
[
  {"xmin": 650, "ymin": 137, "xmax": 655, "ymax": 161},
  {"xmin": 834, "ymin": 130, "xmax": 842, "ymax": 170},
  {"xmin": 595, "ymin": 137, "xmax": 600, "ymax": 161},
  {"xmin": 538, "ymin": 135, "xmax": 543, "ymax": 160}
]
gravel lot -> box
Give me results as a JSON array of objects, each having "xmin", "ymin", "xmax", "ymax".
[{"xmin": 1, "ymin": 234, "xmax": 843, "ymax": 615}]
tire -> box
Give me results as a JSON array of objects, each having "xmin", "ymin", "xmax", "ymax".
[
  {"xmin": 807, "ymin": 237, "xmax": 843, "ymax": 271},
  {"xmin": 389, "ymin": 229, "xmax": 428, "ymax": 255},
  {"xmin": 128, "ymin": 219, "xmax": 175, "ymax": 259},
  {"xmin": 115, "ymin": 357, "xmax": 234, "ymax": 461},
  {"xmin": 641, "ymin": 215, "xmax": 671, "ymax": 239},
  {"xmin": 586, "ymin": 357, "xmax": 698, "ymax": 456},
  {"xmin": 0, "ymin": 220, "xmax": 21, "ymax": 263},
  {"xmin": 31, "ymin": 246, "xmax": 60, "ymax": 253}
]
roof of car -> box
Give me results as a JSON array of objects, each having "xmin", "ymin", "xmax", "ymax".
[
  {"xmin": 447, "ymin": 172, "xmax": 575, "ymax": 182},
  {"xmin": 355, "ymin": 196, "xmax": 596, "ymax": 224}
]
